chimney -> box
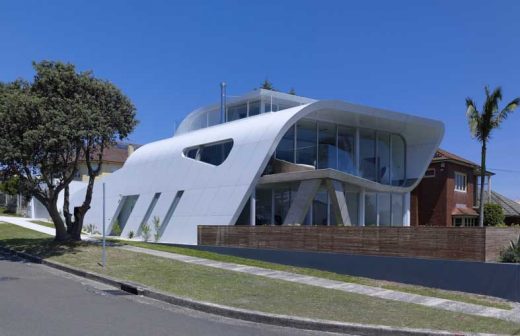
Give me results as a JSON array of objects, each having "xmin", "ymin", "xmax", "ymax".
[{"xmin": 127, "ymin": 144, "xmax": 135, "ymax": 157}]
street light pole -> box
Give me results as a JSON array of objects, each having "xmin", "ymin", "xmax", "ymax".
[{"xmin": 102, "ymin": 182, "xmax": 106, "ymax": 268}]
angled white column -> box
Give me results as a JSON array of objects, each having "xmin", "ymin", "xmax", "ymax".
[
  {"xmin": 283, "ymin": 179, "xmax": 322, "ymax": 225},
  {"xmin": 325, "ymin": 180, "xmax": 351, "ymax": 226}
]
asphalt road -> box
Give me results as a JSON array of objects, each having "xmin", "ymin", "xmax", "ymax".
[{"xmin": 0, "ymin": 252, "xmax": 348, "ymax": 336}]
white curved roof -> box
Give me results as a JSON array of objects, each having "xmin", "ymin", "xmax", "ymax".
[{"xmin": 70, "ymin": 100, "xmax": 444, "ymax": 244}]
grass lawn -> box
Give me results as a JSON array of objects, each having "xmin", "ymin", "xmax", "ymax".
[
  {"xmin": 117, "ymin": 239, "xmax": 513, "ymax": 310},
  {"xmin": 30, "ymin": 220, "xmax": 55, "ymax": 229},
  {"xmin": 1, "ymin": 223, "xmax": 519, "ymax": 334}
]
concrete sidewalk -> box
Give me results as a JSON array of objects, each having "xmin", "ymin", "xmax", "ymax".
[
  {"xmin": 2, "ymin": 215, "xmax": 520, "ymax": 324},
  {"xmin": 0, "ymin": 216, "xmax": 91, "ymax": 240}
]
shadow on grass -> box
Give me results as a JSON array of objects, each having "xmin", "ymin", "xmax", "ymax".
[{"xmin": 0, "ymin": 237, "xmax": 91, "ymax": 259}]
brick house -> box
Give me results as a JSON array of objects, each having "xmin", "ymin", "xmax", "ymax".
[{"xmin": 410, "ymin": 149, "xmax": 493, "ymax": 226}]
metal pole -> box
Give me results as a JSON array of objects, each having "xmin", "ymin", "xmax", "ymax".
[
  {"xmin": 102, "ymin": 182, "xmax": 106, "ymax": 268},
  {"xmin": 220, "ymin": 82, "xmax": 227, "ymax": 124}
]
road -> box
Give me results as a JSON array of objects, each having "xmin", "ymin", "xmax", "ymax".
[{"xmin": 0, "ymin": 252, "xmax": 347, "ymax": 336}]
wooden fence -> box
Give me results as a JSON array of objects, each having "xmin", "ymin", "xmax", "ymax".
[{"xmin": 198, "ymin": 226, "xmax": 520, "ymax": 262}]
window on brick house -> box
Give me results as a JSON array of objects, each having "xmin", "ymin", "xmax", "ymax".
[{"xmin": 454, "ymin": 172, "xmax": 467, "ymax": 192}]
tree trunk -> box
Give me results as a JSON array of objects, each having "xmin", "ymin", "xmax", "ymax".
[
  {"xmin": 63, "ymin": 184, "xmax": 73, "ymax": 234},
  {"xmin": 45, "ymin": 199, "xmax": 69, "ymax": 241},
  {"xmin": 478, "ymin": 142, "xmax": 487, "ymax": 227}
]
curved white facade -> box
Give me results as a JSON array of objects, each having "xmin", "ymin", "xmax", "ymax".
[{"xmin": 69, "ymin": 91, "xmax": 444, "ymax": 244}]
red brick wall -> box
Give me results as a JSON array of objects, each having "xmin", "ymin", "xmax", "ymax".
[{"xmin": 411, "ymin": 161, "xmax": 477, "ymax": 226}]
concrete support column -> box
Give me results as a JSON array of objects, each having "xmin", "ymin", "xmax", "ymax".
[
  {"xmin": 283, "ymin": 179, "xmax": 322, "ymax": 225},
  {"xmin": 403, "ymin": 192, "xmax": 411, "ymax": 226},
  {"xmin": 325, "ymin": 180, "xmax": 351, "ymax": 226},
  {"xmin": 359, "ymin": 189, "xmax": 366, "ymax": 226},
  {"xmin": 249, "ymin": 190, "xmax": 256, "ymax": 226}
]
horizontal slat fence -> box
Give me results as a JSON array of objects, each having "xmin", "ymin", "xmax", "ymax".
[{"xmin": 198, "ymin": 226, "xmax": 520, "ymax": 262}]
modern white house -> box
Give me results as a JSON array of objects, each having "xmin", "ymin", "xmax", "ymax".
[{"xmin": 69, "ymin": 89, "xmax": 444, "ymax": 244}]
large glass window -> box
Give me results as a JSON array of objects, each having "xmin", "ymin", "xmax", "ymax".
[
  {"xmin": 364, "ymin": 193, "xmax": 377, "ymax": 226},
  {"xmin": 378, "ymin": 193, "xmax": 391, "ymax": 226},
  {"xmin": 138, "ymin": 193, "xmax": 161, "ymax": 235},
  {"xmin": 184, "ymin": 139, "xmax": 233, "ymax": 166},
  {"xmin": 255, "ymin": 188, "xmax": 272, "ymax": 225},
  {"xmin": 296, "ymin": 120, "xmax": 317, "ymax": 167},
  {"xmin": 313, "ymin": 189, "xmax": 328, "ymax": 225},
  {"xmin": 273, "ymin": 187, "xmax": 293, "ymax": 225},
  {"xmin": 391, "ymin": 193, "xmax": 404, "ymax": 226},
  {"xmin": 160, "ymin": 190, "xmax": 184, "ymax": 236},
  {"xmin": 359, "ymin": 129, "xmax": 376, "ymax": 181},
  {"xmin": 338, "ymin": 126, "xmax": 356, "ymax": 174},
  {"xmin": 318, "ymin": 122, "xmax": 337, "ymax": 169},
  {"xmin": 391, "ymin": 135, "xmax": 405, "ymax": 186},
  {"xmin": 345, "ymin": 192, "xmax": 359, "ymax": 225},
  {"xmin": 207, "ymin": 110, "xmax": 220, "ymax": 127},
  {"xmin": 377, "ymin": 133, "xmax": 391, "ymax": 184},
  {"xmin": 275, "ymin": 125, "xmax": 295, "ymax": 162},
  {"xmin": 227, "ymin": 103, "xmax": 248, "ymax": 122},
  {"xmin": 249, "ymin": 101, "xmax": 261, "ymax": 116},
  {"xmin": 112, "ymin": 195, "xmax": 139, "ymax": 235}
]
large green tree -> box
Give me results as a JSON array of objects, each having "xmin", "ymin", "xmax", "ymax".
[
  {"xmin": 466, "ymin": 87, "xmax": 519, "ymax": 227},
  {"xmin": 0, "ymin": 61, "xmax": 137, "ymax": 241}
]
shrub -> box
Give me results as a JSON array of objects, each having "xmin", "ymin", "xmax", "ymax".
[
  {"xmin": 141, "ymin": 224, "xmax": 151, "ymax": 242},
  {"xmin": 500, "ymin": 235, "xmax": 520, "ymax": 263},
  {"xmin": 128, "ymin": 230, "xmax": 135, "ymax": 239},
  {"xmin": 483, "ymin": 203, "xmax": 505, "ymax": 226},
  {"xmin": 111, "ymin": 220, "xmax": 122, "ymax": 236},
  {"xmin": 152, "ymin": 216, "xmax": 161, "ymax": 242}
]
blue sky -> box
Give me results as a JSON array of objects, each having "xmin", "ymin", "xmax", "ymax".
[{"xmin": 1, "ymin": 0, "xmax": 519, "ymax": 199}]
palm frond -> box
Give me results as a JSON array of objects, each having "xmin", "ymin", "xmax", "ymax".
[
  {"xmin": 494, "ymin": 97, "xmax": 520, "ymax": 126},
  {"xmin": 483, "ymin": 86, "xmax": 502, "ymax": 118},
  {"xmin": 465, "ymin": 98, "xmax": 481, "ymax": 139}
]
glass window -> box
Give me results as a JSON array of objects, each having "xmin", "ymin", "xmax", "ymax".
[
  {"xmin": 338, "ymin": 126, "xmax": 356, "ymax": 174},
  {"xmin": 377, "ymin": 132, "xmax": 391, "ymax": 184},
  {"xmin": 359, "ymin": 129, "xmax": 376, "ymax": 181},
  {"xmin": 249, "ymin": 101, "xmax": 261, "ymax": 116},
  {"xmin": 365, "ymin": 193, "xmax": 377, "ymax": 226},
  {"xmin": 391, "ymin": 135, "xmax": 405, "ymax": 186},
  {"xmin": 345, "ymin": 192, "xmax": 359, "ymax": 226},
  {"xmin": 318, "ymin": 122, "xmax": 337, "ymax": 169},
  {"xmin": 273, "ymin": 187, "xmax": 292, "ymax": 225},
  {"xmin": 184, "ymin": 139, "xmax": 233, "ymax": 166},
  {"xmin": 235, "ymin": 199, "xmax": 251, "ymax": 225},
  {"xmin": 207, "ymin": 109, "xmax": 220, "ymax": 127},
  {"xmin": 296, "ymin": 120, "xmax": 317, "ymax": 167},
  {"xmin": 160, "ymin": 191, "xmax": 184, "ymax": 237},
  {"xmin": 112, "ymin": 195, "xmax": 139, "ymax": 235},
  {"xmin": 227, "ymin": 103, "xmax": 248, "ymax": 121},
  {"xmin": 378, "ymin": 193, "xmax": 391, "ymax": 226},
  {"xmin": 275, "ymin": 125, "xmax": 295, "ymax": 162},
  {"xmin": 138, "ymin": 193, "xmax": 161, "ymax": 235},
  {"xmin": 313, "ymin": 189, "xmax": 328, "ymax": 225},
  {"xmin": 455, "ymin": 172, "xmax": 467, "ymax": 192},
  {"xmin": 255, "ymin": 188, "xmax": 272, "ymax": 225},
  {"xmin": 391, "ymin": 193, "xmax": 404, "ymax": 226}
]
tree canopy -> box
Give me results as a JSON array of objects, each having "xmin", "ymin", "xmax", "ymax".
[{"xmin": 0, "ymin": 61, "xmax": 137, "ymax": 241}]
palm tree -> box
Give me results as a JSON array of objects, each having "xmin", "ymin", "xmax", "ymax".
[{"xmin": 466, "ymin": 87, "xmax": 519, "ymax": 226}]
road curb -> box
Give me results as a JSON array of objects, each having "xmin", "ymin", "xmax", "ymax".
[{"xmin": 0, "ymin": 246, "xmax": 502, "ymax": 336}]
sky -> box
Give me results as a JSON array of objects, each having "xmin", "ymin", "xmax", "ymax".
[{"xmin": 1, "ymin": 0, "xmax": 519, "ymax": 199}]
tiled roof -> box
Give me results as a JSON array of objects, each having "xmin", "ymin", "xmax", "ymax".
[
  {"xmin": 433, "ymin": 148, "xmax": 479, "ymax": 167},
  {"xmin": 478, "ymin": 191, "xmax": 520, "ymax": 218},
  {"xmin": 79, "ymin": 143, "xmax": 139, "ymax": 164},
  {"xmin": 452, "ymin": 207, "xmax": 478, "ymax": 216},
  {"xmin": 433, "ymin": 148, "xmax": 494, "ymax": 175}
]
